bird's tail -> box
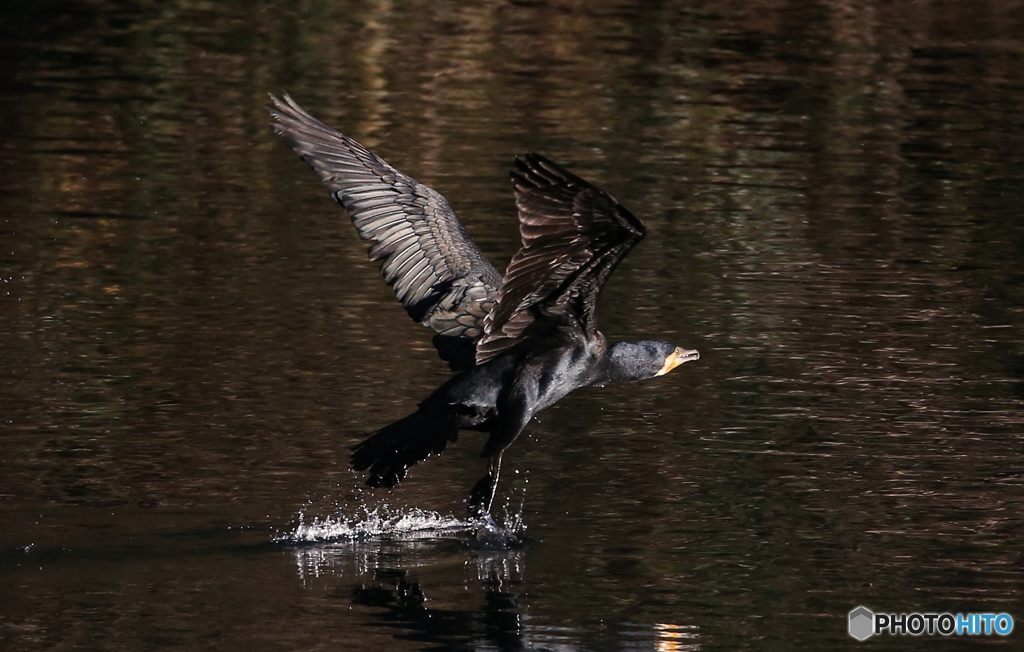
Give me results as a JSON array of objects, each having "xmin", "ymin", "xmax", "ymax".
[{"xmin": 350, "ymin": 405, "xmax": 458, "ymax": 488}]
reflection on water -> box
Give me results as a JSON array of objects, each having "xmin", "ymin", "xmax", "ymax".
[
  {"xmin": 284, "ymin": 506, "xmax": 541, "ymax": 650},
  {"xmin": 287, "ymin": 523, "xmax": 702, "ymax": 651},
  {"xmin": 1, "ymin": 0, "xmax": 1023, "ymax": 650}
]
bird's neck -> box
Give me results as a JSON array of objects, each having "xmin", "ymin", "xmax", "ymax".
[
  {"xmin": 590, "ymin": 340, "xmax": 664, "ymax": 387},
  {"xmin": 590, "ymin": 349, "xmax": 640, "ymax": 387}
]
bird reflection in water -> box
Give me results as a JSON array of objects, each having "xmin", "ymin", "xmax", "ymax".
[
  {"xmin": 288, "ymin": 521, "xmax": 700, "ymax": 651},
  {"xmin": 354, "ymin": 565, "xmax": 527, "ymax": 650},
  {"xmin": 291, "ymin": 532, "xmax": 532, "ymax": 648},
  {"xmin": 270, "ymin": 94, "xmax": 699, "ymax": 517}
]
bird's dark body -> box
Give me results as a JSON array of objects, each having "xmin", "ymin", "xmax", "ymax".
[
  {"xmin": 351, "ymin": 332, "xmax": 609, "ymax": 505},
  {"xmin": 269, "ymin": 93, "xmax": 699, "ymax": 516}
]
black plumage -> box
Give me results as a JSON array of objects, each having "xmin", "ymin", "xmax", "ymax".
[{"xmin": 269, "ymin": 93, "xmax": 699, "ymax": 516}]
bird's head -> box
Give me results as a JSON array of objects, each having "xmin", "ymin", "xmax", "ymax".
[{"xmin": 604, "ymin": 340, "xmax": 699, "ymax": 384}]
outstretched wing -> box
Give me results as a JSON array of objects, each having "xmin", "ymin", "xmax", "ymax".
[
  {"xmin": 268, "ymin": 94, "xmax": 502, "ymax": 369},
  {"xmin": 476, "ymin": 154, "xmax": 646, "ymax": 364}
]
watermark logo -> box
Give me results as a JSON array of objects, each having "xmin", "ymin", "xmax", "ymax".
[
  {"xmin": 849, "ymin": 607, "xmax": 874, "ymax": 641},
  {"xmin": 848, "ymin": 606, "xmax": 1013, "ymax": 640}
]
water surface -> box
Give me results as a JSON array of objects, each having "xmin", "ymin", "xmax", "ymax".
[{"xmin": 2, "ymin": 0, "xmax": 1023, "ymax": 650}]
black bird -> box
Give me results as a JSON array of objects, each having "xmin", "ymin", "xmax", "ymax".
[{"xmin": 268, "ymin": 94, "xmax": 699, "ymax": 517}]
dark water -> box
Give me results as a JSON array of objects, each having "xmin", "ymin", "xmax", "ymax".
[{"xmin": 2, "ymin": 0, "xmax": 1023, "ymax": 649}]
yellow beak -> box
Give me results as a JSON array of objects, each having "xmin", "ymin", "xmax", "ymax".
[{"xmin": 655, "ymin": 347, "xmax": 700, "ymax": 376}]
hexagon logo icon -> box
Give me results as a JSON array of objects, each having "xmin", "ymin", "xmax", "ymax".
[{"xmin": 849, "ymin": 606, "xmax": 874, "ymax": 641}]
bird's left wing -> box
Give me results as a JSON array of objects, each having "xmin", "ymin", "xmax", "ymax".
[
  {"xmin": 268, "ymin": 94, "xmax": 502, "ymax": 369},
  {"xmin": 476, "ymin": 154, "xmax": 646, "ymax": 365}
]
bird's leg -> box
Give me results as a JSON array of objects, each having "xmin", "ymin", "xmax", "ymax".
[
  {"xmin": 469, "ymin": 387, "xmax": 531, "ymax": 519},
  {"xmin": 468, "ymin": 452, "xmax": 503, "ymax": 518}
]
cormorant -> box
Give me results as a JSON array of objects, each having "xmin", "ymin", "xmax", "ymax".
[{"xmin": 268, "ymin": 94, "xmax": 699, "ymax": 517}]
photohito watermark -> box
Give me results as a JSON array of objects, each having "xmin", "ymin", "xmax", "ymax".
[{"xmin": 849, "ymin": 606, "xmax": 1013, "ymax": 641}]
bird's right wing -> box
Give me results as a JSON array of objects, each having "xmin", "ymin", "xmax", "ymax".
[
  {"xmin": 268, "ymin": 94, "xmax": 502, "ymax": 369},
  {"xmin": 476, "ymin": 154, "xmax": 646, "ymax": 365}
]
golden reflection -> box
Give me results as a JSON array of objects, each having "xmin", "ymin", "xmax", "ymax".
[{"xmin": 653, "ymin": 622, "xmax": 701, "ymax": 652}]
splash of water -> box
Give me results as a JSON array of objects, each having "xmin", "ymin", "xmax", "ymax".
[
  {"xmin": 278, "ymin": 502, "xmax": 531, "ymax": 584},
  {"xmin": 278, "ymin": 504, "xmax": 471, "ymax": 543},
  {"xmin": 278, "ymin": 471, "xmax": 532, "ymax": 546},
  {"xmin": 275, "ymin": 500, "xmax": 531, "ymax": 550}
]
